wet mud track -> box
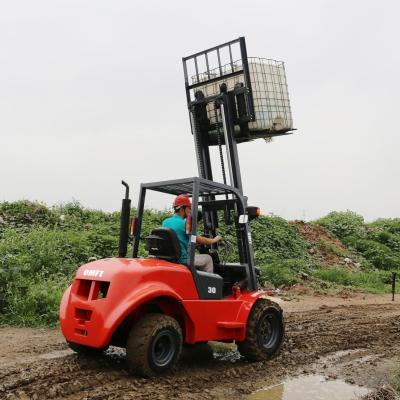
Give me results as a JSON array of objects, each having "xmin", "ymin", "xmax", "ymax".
[{"xmin": 1, "ymin": 297, "xmax": 399, "ymax": 399}]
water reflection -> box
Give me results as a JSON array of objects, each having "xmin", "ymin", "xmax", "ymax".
[{"xmin": 247, "ymin": 375, "xmax": 369, "ymax": 400}]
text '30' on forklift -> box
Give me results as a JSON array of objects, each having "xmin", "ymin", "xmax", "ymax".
[{"xmin": 60, "ymin": 37, "xmax": 295, "ymax": 377}]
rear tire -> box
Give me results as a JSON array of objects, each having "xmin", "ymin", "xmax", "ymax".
[
  {"xmin": 126, "ymin": 313, "xmax": 182, "ymax": 377},
  {"xmin": 237, "ymin": 299, "xmax": 284, "ymax": 361}
]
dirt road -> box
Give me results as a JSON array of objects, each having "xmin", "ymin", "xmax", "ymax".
[{"xmin": 1, "ymin": 294, "xmax": 399, "ymax": 399}]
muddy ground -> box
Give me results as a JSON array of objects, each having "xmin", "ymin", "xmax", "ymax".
[{"xmin": 1, "ymin": 294, "xmax": 399, "ymax": 400}]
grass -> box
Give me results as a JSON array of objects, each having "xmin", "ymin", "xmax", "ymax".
[
  {"xmin": 260, "ymin": 262, "xmax": 400, "ymax": 295},
  {"xmin": 260, "ymin": 259, "xmax": 316, "ymax": 288},
  {"xmin": 311, "ymin": 267, "xmax": 400, "ymax": 294}
]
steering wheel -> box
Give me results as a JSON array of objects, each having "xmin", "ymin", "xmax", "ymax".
[
  {"xmin": 218, "ymin": 238, "xmax": 235, "ymax": 266},
  {"xmin": 196, "ymin": 243, "xmax": 210, "ymax": 254}
]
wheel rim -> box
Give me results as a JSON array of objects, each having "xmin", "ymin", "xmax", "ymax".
[
  {"xmin": 257, "ymin": 311, "xmax": 280, "ymax": 350},
  {"xmin": 151, "ymin": 330, "xmax": 176, "ymax": 368}
]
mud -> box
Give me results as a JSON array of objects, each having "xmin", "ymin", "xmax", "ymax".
[{"xmin": 1, "ymin": 295, "xmax": 399, "ymax": 399}]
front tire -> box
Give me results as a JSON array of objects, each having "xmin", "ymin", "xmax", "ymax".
[
  {"xmin": 237, "ymin": 299, "xmax": 284, "ymax": 361},
  {"xmin": 126, "ymin": 313, "xmax": 182, "ymax": 377}
]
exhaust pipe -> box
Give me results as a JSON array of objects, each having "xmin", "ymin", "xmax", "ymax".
[{"xmin": 118, "ymin": 180, "xmax": 131, "ymax": 258}]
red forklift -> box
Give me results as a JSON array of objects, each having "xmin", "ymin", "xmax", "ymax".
[{"xmin": 60, "ymin": 37, "xmax": 294, "ymax": 377}]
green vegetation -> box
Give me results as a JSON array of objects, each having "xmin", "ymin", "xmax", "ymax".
[
  {"xmin": 0, "ymin": 202, "xmax": 398, "ymax": 327},
  {"xmin": 260, "ymin": 259, "xmax": 315, "ymax": 288},
  {"xmin": 0, "ymin": 201, "xmax": 120, "ymax": 326},
  {"xmin": 315, "ymin": 211, "xmax": 400, "ymax": 271},
  {"xmin": 314, "ymin": 210, "xmax": 365, "ymax": 238},
  {"xmin": 251, "ymin": 216, "xmax": 309, "ymax": 264},
  {"xmin": 311, "ymin": 268, "xmax": 395, "ymax": 294}
]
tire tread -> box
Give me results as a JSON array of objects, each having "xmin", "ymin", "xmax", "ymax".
[
  {"xmin": 237, "ymin": 299, "xmax": 284, "ymax": 361},
  {"xmin": 126, "ymin": 313, "xmax": 182, "ymax": 377}
]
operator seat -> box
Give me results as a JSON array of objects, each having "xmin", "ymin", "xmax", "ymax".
[
  {"xmin": 145, "ymin": 228, "xmax": 181, "ymax": 262},
  {"xmin": 145, "ymin": 228, "xmax": 223, "ymax": 299}
]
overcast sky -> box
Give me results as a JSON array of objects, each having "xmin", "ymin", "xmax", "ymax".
[{"xmin": 0, "ymin": 0, "xmax": 399, "ymax": 221}]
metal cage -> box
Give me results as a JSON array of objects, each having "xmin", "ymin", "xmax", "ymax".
[{"xmin": 182, "ymin": 37, "xmax": 294, "ymax": 145}]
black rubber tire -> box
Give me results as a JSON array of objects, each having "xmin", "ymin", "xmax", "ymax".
[
  {"xmin": 237, "ymin": 299, "xmax": 285, "ymax": 362},
  {"xmin": 68, "ymin": 342, "xmax": 106, "ymax": 356},
  {"xmin": 126, "ymin": 313, "xmax": 182, "ymax": 377}
]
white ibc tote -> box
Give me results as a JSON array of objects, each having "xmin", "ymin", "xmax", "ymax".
[{"xmin": 195, "ymin": 58, "xmax": 293, "ymax": 136}]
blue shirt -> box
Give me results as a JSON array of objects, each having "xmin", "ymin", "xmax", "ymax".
[{"xmin": 162, "ymin": 214, "xmax": 189, "ymax": 264}]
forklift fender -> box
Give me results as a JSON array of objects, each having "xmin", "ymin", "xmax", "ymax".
[
  {"xmin": 236, "ymin": 291, "xmax": 283, "ymax": 334},
  {"xmin": 105, "ymin": 283, "xmax": 183, "ymax": 343}
]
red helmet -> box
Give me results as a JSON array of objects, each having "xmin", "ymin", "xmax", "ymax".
[{"xmin": 173, "ymin": 194, "xmax": 192, "ymax": 209}]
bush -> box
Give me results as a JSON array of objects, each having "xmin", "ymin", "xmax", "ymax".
[
  {"xmin": 370, "ymin": 218, "xmax": 400, "ymax": 235},
  {"xmin": 260, "ymin": 259, "xmax": 316, "ymax": 288},
  {"xmin": 261, "ymin": 263, "xmax": 297, "ymax": 287},
  {"xmin": 0, "ymin": 228, "xmax": 94, "ymax": 277},
  {"xmin": 251, "ymin": 215, "xmax": 309, "ymax": 264},
  {"xmin": 314, "ymin": 211, "xmax": 364, "ymax": 239},
  {"xmin": 367, "ymin": 228, "xmax": 400, "ymax": 253},
  {"xmin": 0, "ymin": 275, "xmax": 70, "ymax": 326},
  {"xmin": 344, "ymin": 236, "xmax": 400, "ymax": 270},
  {"xmin": 314, "ymin": 213, "xmax": 400, "ymax": 271},
  {"xmin": 0, "ymin": 200, "xmax": 58, "ymax": 237},
  {"xmin": 0, "ymin": 227, "xmax": 99, "ymax": 320}
]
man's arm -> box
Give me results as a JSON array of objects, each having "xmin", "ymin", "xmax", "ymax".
[{"xmin": 196, "ymin": 235, "xmax": 223, "ymax": 245}]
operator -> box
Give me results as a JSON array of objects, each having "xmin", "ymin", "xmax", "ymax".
[{"xmin": 162, "ymin": 194, "xmax": 223, "ymax": 273}]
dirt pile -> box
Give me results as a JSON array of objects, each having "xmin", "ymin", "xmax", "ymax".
[{"xmin": 291, "ymin": 220, "xmax": 359, "ymax": 267}]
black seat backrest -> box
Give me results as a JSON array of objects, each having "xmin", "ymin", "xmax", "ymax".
[{"xmin": 144, "ymin": 228, "xmax": 181, "ymax": 262}]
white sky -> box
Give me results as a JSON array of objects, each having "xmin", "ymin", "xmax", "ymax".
[{"xmin": 0, "ymin": 0, "xmax": 399, "ymax": 221}]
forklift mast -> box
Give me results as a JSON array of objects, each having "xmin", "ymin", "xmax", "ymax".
[
  {"xmin": 182, "ymin": 37, "xmax": 254, "ymax": 195},
  {"xmin": 182, "ymin": 37, "xmax": 259, "ymax": 292}
]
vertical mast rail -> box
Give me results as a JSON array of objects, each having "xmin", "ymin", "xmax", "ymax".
[
  {"xmin": 220, "ymin": 93, "xmax": 243, "ymax": 194},
  {"xmin": 239, "ymin": 37, "xmax": 255, "ymax": 120}
]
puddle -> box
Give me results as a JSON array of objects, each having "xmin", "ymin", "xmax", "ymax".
[{"xmin": 247, "ymin": 375, "xmax": 369, "ymax": 400}]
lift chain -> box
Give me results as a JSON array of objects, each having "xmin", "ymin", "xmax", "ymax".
[
  {"xmin": 192, "ymin": 107, "xmax": 206, "ymax": 179},
  {"xmin": 214, "ymin": 102, "xmax": 227, "ymax": 186}
]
